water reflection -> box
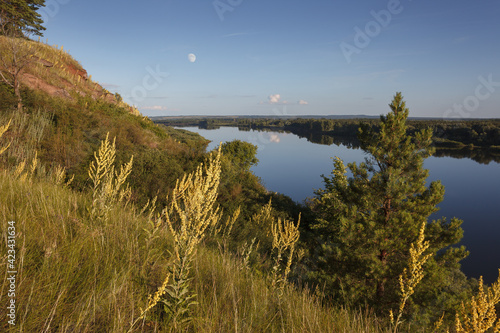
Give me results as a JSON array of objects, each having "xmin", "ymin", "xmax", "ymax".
[{"xmin": 286, "ymin": 129, "xmax": 500, "ymax": 164}]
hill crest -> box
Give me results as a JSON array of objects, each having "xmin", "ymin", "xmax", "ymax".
[{"xmin": 0, "ymin": 35, "xmax": 140, "ymax": 116}]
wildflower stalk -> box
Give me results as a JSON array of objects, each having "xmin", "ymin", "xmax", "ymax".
[
  {"xmin": 13, "ymin": 151, "xmax": 38, "ymax": 182},
  {"xmin": 0, "ymin": 119, "xmax": 11, "ymax": 156},
  {"xmin": 88, "ymin": 133, "xmax": 133, "ymax": 221},
  {"xmin": 53, "ymin": 164, "xmax": 74, "ymax": 187},
  {"xmin": 271, "ymin": 214, "xmax": 301, "ymax": 294},
  {"xmin": 162, "ymin": 146, "xmax": 222, "ymax": 329},
  {"xmin": 455, "ymin": 270, "xmax": 500, "ymax": 333},
  {"xmin": 391, "ymin": 222, "xmax": 432, "ymax": 333},
  {"xmin": 127, "ymin": 274, "xmax": 170, "ymax": 333}
]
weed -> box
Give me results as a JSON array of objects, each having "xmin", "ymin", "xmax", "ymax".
[
  {"xmin": 162, "ymin": 146, "xmax": 222, "ymax": 330},
  {"xmin": 390, "ymin": 222, "xmax": 432, "ymax": 332},
  {"xmin": 0, "ymin": 118, "xmax": 11, "ymax": 156},
  {"xmin": 455, "ymin": 271, "xmax": 500, "ymax": 332},
  {"xmin": 88, "ymin": 132, "xmax": 133, "ymax": 221},
  {"xmin": 271, "ymin": 214, "xmax": 301, "ymax": 294}
]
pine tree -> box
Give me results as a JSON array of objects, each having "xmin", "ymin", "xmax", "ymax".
[
  {"xmin": 0, "ymin": 0, "xmax": 46, "ymax": 37},
  {"xmin": 309, "ymin": 93, "xmax": 469, "ymax": 321},
  {"xmin": 0, "ymin": 1, "xmax": 46, "ymax": 111}
]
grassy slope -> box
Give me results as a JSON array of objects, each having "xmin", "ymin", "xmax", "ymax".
[{"xmin": 0, "ymin": 171, "xmax": 388, "ymax": 332}]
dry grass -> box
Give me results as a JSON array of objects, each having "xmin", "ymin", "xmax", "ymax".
[
  {"xmin": 0, "ymin": 167, "xmax": 389, "ymax": 333},
  {"xmin": 193, "ymin": 246, "xmax": 389, "ymax": 333},
  {"xmin": 0, "ymin": 171, "xmax": 155, "ymax": 332},
  {"xmin": 0, "ymin": 118, "xmax": 11, "ymax": 155}
]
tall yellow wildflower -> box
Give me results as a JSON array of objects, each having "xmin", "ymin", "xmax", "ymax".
[
  {"xmin": 391, "ymin": 222, "xmax": 432, "ymax": 333},
  {"xmin": 13, "ymin": 151, "xmax": 39, "ymax": 182},
  {"xmin": 456, "ymin": 270, "xmax": 500, "ymax": 333},
  {"xmin": 0, "ymin": 119, "xmax": 11, "ymax": 156},
  {"xmin": 271, "ymin": 214, "xmax": 301, "ymax": 293},
  {"xmin": 165, "ymin": 146, "xmax": 222, "ymax": 261},
  {"xmin": 88, "ymin": 133, "xmax": 133, "ymax": 221},
  {"xmin": 162, "ymin": 146, "xmax": 223, "ymax": 329},
  {"xmin": 53, "ymin": 164, "xmax": 74, "ymax": 187}
]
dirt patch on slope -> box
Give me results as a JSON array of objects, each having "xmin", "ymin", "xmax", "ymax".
[{"xmin": 22, "ymin": 73, "xmax": 71, "ymax": 99}]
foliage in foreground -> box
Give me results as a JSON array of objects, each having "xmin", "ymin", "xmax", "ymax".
[
  {"xmin": 0, "ymin": 166, "xmax": 387, "ymax": 332},
  {"xmin": 0, "ymin": 126, "xmax": 385, "ymax": 332},
  {"xmin": 454, "ymin": 273, "xmax": 500, "ymax": 333}
]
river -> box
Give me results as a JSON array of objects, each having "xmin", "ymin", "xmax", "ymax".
[{"xmin": 178, "ymin": 126, "xmax": 500, "ymax": 284}]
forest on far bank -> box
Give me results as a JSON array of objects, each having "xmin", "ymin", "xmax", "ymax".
[{"xmin": 154, "ymin": 116, "xmax": 500, "ymax": 164}]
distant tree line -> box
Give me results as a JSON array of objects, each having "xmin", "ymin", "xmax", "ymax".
[{"xmin": 156, "ymin": 117, "xmax": 500, "ymax": 150}]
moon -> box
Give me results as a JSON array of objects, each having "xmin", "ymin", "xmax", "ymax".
[{"xmin": 188, "ymin": 53, "xmax": 196, "ymax": 63}]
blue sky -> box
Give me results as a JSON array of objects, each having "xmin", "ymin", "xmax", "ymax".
[{"xmin": 40, "ymin": 0, "xmax": 500, "ymax": 118}]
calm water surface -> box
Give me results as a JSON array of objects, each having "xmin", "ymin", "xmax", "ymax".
[{"xmin": 180, "ymin": 126, "xmax": 500, "ymax": 283}]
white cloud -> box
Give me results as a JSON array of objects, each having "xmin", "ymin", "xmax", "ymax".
[
  {"xmin": 141, "ymin": 105, "xmax": 168, "ymax": 111},
  {"xmin": 268, "ymin": 94, "xmax": 281, "ymax": 104},
  {"xmin": 263, "ymin": 94, "xmax": 306, "ymax": 106}
]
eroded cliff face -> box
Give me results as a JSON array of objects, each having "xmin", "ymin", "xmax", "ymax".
[{"xmin": 1, "ymin": 36, "xmax": 138, "ymax": 114}]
